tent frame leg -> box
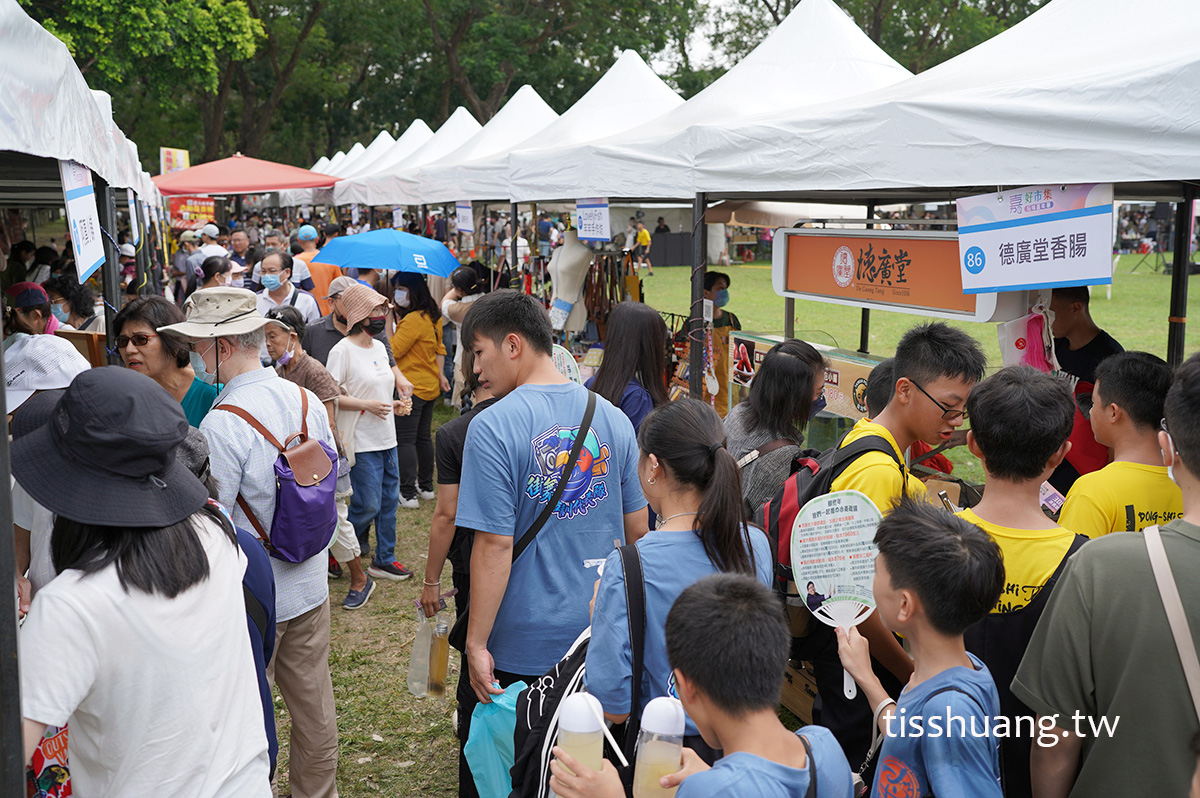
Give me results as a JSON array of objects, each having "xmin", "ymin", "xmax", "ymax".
[
  {"xmin": 1167, "ymin": 183, "xmax": 1197, "ymax": 368},
  {"xmin": 689, "ymin": 192, "xmax": 708, "ymax": 398}
]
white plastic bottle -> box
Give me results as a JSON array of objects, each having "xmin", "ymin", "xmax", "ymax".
[
  {"xmin": 407, "ymin": 609, "xmax": 433, "ymax": 697},
  {"xmin": 633, "ymin": 697, "xmax": 686, "ymax": 798},
  {"xmin": 555, "ymin": 693, "xmax": 606, "ymax": 776}
]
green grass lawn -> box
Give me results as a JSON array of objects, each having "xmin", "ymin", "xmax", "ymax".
[{"xmin": 309, "ymin": 254, "xmax": 1197, "ymax": 795}]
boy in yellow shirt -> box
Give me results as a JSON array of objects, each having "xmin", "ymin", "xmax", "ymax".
[
  {"xmin": 1059, "ymin": 351, "xmax": 1181, "ymax": 536},
  {"xmin": 957, "ymin": 365, "xmax": 1087, "ymax": 798},
  {"xmin": 819, "ymin": 321, "xmax": 985, "ymax": 770}
]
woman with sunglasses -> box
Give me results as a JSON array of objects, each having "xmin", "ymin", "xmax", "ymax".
[{"xmin": 113, "ymin": 295, "xmax": 217, "ymax": 426}]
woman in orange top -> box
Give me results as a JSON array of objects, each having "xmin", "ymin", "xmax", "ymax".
[{"xmin": 390, "ymin": 272, "xmax": 450, "ymax": 509}]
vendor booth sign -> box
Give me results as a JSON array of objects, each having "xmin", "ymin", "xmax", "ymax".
[
  {"xmin": 956, "ymin": 183, "xmax": 1114, "ymax": 294},
  {"xmin": 576, "ymin": 198, "xmax": 611, "ymax": 242},
  {"xmin": 159, "ymin": 147, "xmax": 190, "ymax": 175},
  {"xmin": 773, "ymin": 228, "xmax": 1027, "ymax": 323},
  {"xmin": 58, "ymin": 160, "xmax": 107, "ymax": 283},
  {"xmin": 455, "ymin": 201, "xmax": 474, "ymax": 234},
  {"xmin": 168, "ymin": 196, "xmax": 216, "ymax": 229}
]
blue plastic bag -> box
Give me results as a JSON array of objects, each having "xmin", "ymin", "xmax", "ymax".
[{"xmin": 463, "ymin": 681, "xmax": 529, "ymax": 798}]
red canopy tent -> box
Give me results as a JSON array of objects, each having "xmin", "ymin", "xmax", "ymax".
[{"xmin": 152, "ymin": 153, "xmax": 338, "ymax": 196}]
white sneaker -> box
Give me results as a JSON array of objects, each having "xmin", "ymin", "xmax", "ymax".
[
  {"xmin": 398, "ymin": 496, "xmax": 419, "ymax": 510},
  {"xmin": 417, "ymin": 489, "xmax": 437, "ymax": 501}
]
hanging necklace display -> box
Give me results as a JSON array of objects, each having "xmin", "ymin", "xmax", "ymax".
[{"xmin": 703, "ymin": 323, "xmax": 719, "ymax": 401}]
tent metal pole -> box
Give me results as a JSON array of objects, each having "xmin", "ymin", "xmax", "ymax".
[
  {"xmin": 421, "ymin": 205, "xmax": 428, "ymax": 237},
  {"xmin": 858, "ymin": 202, "xmax": 877, "ymax": 354},
  {"xmin": 689, "ymin": 192, "xmax": 708, "ymax": 398},
  {"xmin": 95, "ymin": 175, "xmax": 123, "ymax": 364},
  {"xmin": 785, "ymin": 298, "xmax": 795, "ymax": 339},
  {"xmin": 0, "ymin": 289, "xmax": 19, "ymax": 798},
  {"xmin": 1167, "ymin": 184, "xmax": 1197, "ymax": 368},
  {"xmin": 135, "ymin": 197, "xmax": 151, "ymax": 295},
  {"xmin": 510, "ymin": 202, "xmax": 519, "ymax": 276}
]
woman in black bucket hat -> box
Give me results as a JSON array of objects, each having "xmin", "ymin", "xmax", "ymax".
[{"xmin": 13, "ymin": 366, "xmax": 272, "ymax": 797}]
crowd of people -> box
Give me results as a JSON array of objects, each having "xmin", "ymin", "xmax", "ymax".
[{"xmin": 7, "ymin": 209, "xmax": 1200, "ymax": 798}]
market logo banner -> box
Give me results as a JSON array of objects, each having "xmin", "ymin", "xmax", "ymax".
[
  {"xmin": 159, "ymin": 147, "xmax": 190, "ymax": 175},
  {"xmin": 956, "ymin": 183, "xmax": 1114, "ymax": 294}
]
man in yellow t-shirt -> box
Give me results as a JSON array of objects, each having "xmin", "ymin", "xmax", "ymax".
[
  {"xmin": 954, "ymin": 366, "xmax": 1085, "ymax": 798},
  {"xmin": 1060, "ymin": 351, "xmax": 1181, "ymax": 536},
  {"xmin": 820, "ymin": 321, "xmax": 985, "ymax": 767},
  {"xmin": 634, "ymin": 220, "xmax": 653, "ymax": 275}
]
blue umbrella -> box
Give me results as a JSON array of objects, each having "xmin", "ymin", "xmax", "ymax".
[{"xmin": 312, "ymin": 228, "xmax": 460, "ymax": 278}]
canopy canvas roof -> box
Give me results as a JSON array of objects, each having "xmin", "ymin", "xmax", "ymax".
[
  {"xmin": 502, "ymin": 49, "xmax": 685, "ymax": 202},
  {"xmin": 152, "ymin": 154, "xmax": 338, "ymax": 196},
  {"xmin": 511, "ymin": 0, "xmax": 911, "ymax": 202},
  {"xmin": 689, "ymin": 0, "xmax": 1200, "ymax": 202},
  {"xmin": 416, "ymin": 85, "xmax": 559, "ymax": 205},
  {"xmin": 280, "ymin": 131, "xmax": 396, "ymax": 206},
  {"xmin": 343, "ymin": 120, "xmax": 435, "ymax": 180},
  {"xmin": 335, "ymin": 110, "xmax": 480, "ymax": 205}
]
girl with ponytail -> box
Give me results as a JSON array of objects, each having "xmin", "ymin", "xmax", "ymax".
[{"xmin": 585, "ymin": 398, "xmax": 773, "ymax": 761}]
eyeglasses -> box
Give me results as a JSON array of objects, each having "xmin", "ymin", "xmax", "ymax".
[
  {"xmin": 117, "ymin": 333, "xmax": 158, "ymax": 348},
  {"xmin": 911, "ymin": 379, "xmax": 968, "ymax": 422}
]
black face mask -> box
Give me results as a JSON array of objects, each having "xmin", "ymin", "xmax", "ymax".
[
  {"xmin": 365, "ymin": 318, "xmax": 386, "ymax": 335},
  {"xmin": 334, "ymin": 313, "xmax": 348, "ymax": 326}
]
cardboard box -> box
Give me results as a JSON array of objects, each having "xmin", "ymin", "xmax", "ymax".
[{"xmin": 780, "ymin": 660, "xmax": 819, "ymax": 726}]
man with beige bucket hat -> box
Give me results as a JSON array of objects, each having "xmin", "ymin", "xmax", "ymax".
[{"xmin": 160, "ymin": 287, "xmax": 342, "ymax": 798}]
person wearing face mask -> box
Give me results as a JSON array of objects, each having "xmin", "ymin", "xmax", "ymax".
[
  {"xmin": 390, "ymin": 273, "xmax": 450, "ymax": 510},
  {"xmin": 114, "ymin": 295, "xmax": 218, "ymax": 426},
  {"xmin": 43, "ymin": 275, "xmax": 105, "ymax": 333},
  {"xmin": 196, "ymin": 254, "xmax": 246, "ymax": 292},
  {"xmin": 327, "ymin": 284, "xmax": 414, "ymax": 582},
  {"xmin": 3, "ymin": 282, "xmax": 58, "ymax": 347},
  {"xmin": 701, "ymin": 270, "xmax": 741, "ymax": 417},
  {"xmin": 723, "ymin": 339, "xmax": 828, "ymax": 517},
  {"xmin": 254, "ymin": 249, "xmax": 321, "ymax": 326}
]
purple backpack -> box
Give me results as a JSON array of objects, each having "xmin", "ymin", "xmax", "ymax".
[{"xmin": 216, "ymin": 386, "xmax": 337, "ymax": 563}]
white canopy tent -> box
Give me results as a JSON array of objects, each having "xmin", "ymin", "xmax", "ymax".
[
  {"xmin": 311, "ymin": 156, "xmax": 331, "ymax": 173},
  {"xmin": 506, "ymin": 49, "xmax": 684, "ymax": 203},
  {"xmin": 0, "ymin": 0, "xmax": 147, "ymax": 198},
  {"xmin": 335, "ymin": 108, "xmax": 481, "ymax": 206},
  {"xmin": 343, "ymin": 119, "xmax": 435, "ymax": 179},
  {"xmin": 690, "ymin": 0, "xmax": 1200, "ymax": 198},
  {"xmin": 417, "ymin": 85, "xmax": 559, "ymax": 205},
  {"xmin": 513, "ymin": 0, "xmax": 911, "ymax": 202},
  {"xmin": 280, "ymin": 133, "xmax": 394, "ymax": 206}
]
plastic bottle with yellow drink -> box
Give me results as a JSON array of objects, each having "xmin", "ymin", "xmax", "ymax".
[{"xmin": 633, "ymin": 697, "xmax": 685, "ymax": 798}]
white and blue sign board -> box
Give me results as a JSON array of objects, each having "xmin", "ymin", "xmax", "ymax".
[{"xmin": 956, "ymin": 183, "xmax": 1114, "ymax": 294}]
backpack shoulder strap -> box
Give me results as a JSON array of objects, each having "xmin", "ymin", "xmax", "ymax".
[
  {"xmin": 736, "ymin": 438, "xmax": 796, "ymax": 469},
  {"xmin": 1145, "ymin": 525, "xmax": 1200, "ymax": 724},
  {"xmin": 619, "ymin": 542, "xmax": 647, "ymax": 764},
  {"xmin": 822, "ymin": 433, "xmax": 907, "ymax": 495},
  {"xmin": 213, "ymin": 403, "xmax": 285, "ymax": 452},
  {"xmin": 799, "ymin": 734, "xmax": 817, "ymax": 798},
  {"xmin": 243, "ymin": 582, "xmax": 270, "ymax": 641},
  {"xmin": 235, "ymin": 495, "xmax": 277, "ymax": 553}
]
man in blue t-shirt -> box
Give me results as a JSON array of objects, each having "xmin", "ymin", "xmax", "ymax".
[{"xmin": 455, "ymin": 289, "xmax": 646, "ymax": 707}]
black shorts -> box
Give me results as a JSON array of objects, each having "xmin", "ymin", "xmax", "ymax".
[{"xmin": 634, "ymin": 244, "xmax": 649, "ymax": 260}]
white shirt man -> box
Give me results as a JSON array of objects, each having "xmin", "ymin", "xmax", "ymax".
[{"xmin": 254, "ymin": 250, "xmax": 321, "ymax": 326}]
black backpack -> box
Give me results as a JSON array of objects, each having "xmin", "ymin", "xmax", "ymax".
[
  {"xmin": 510, "ymin": 544, "xmax": 646, "ymax": 798},
  {"xmin": 756, "ymin": 434, "xmax": 905, "ymax": 607}
]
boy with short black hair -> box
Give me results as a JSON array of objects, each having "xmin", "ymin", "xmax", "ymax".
[
  {"xmin": 549, "ymin": 574, "xmax": 854, "ymax": 798},
  {"xmin": 821, "ymin": 322, "xmax": 986, "ymax": 764},
  {"xmin": 1059, "ymin": 351, "xmax": 1181, "ymax": 535},
  {"xmin": 958, "ymin": 366, "xmax": 1085, "ymax": 797},
  {"xmin": 838, "ymin": 498, "xmax": 1005, "ymax": 798}
]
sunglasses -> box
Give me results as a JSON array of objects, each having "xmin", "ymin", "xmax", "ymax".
[
  {"xmin": 911, "ymin": 379, "xmax": 968, "ymax": 422},
  {"xmin": 117, "ymin": 333, "xmax": 158, "ymax": 348}
]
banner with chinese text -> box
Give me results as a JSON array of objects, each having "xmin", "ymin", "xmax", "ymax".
[
  {"xmin": 167, "ymin": 195, "xmax": 216, "ymax": 229},
  {"xmin": 58, "ymin": 160, "xmax": 107, "ymax": 283},
  {"xmin": 956, "ymin": 184, "xmax": 1114, "ymax": 294},
  {"xmin": 159, "ymin": 147, "xmax": 190, "ymax": 175}
]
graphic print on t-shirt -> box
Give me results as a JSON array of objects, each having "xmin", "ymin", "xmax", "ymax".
[
  {"xmin": 527, "ymin": 423, "xmax": 611, "ymax": 519},
  {"xmin": 876, "ymin": 755, "xmax": 921, "ymax": 798}
]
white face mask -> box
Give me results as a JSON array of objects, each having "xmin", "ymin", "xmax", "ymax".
[{"xmin": 394, "ymin": 288, "xmax": 410, "ymax": 308}]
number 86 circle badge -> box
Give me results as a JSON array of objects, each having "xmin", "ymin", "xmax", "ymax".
[{"xmin": 790, "ymin": 489, "xmax": 883, "ymax": 699}]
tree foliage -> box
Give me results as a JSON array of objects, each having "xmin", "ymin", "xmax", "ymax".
[{"xmin": 24, "ymin": 0, "xmax": 1043, "ymax": 171}]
